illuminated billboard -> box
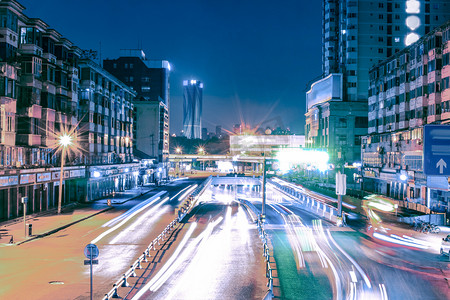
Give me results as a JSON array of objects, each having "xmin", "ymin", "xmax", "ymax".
[{"xmin": 306, "ymin": 73, "xmax": 343, "ymax": 110}]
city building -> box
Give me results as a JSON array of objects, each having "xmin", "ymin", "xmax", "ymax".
[
  {"xmin": 183, "ymin": 80, "xmax": 202, "ymax": 139},
  {"xmin": 78, "ymin": 59, "xmax": 138, "ymax": 200},
  {"xmin": 362, "ymin": 20, "xmax": 450, "ymax": 214},
  {"xmin": 0, "ymin": 0, "xmax": 138, "ymax": 221},
  {"xmin": 103, "ymin": 52, "xmax": 170, "ymax": 182},
  {"xmin": 216, "ymin": 125, "xmax": 222, "ymax": 138},
  {"xmin": 202, "ymin": 127, "xmax": 207, "ymax": 140},
  {"xmin": 305, "ymin": 0, "xmax": 450, "ymax": 165}
]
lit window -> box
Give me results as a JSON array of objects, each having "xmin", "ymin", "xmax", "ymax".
[{"xmin": 395, "ymin": 37, "xmax": 400, "ymax": 43}]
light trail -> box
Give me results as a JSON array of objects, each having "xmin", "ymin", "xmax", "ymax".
[
  {"xmin": 102, "ymin": 191, "xmax": 166, "ymax": 228},
  {"xmin": 109, "ymin": 197, "xmax": 169, "ymax": 244},
  {"xmin": 326, "ymin": 229, "xmax": 372, "ymax": 289},
  {"xmin": 91, "ymin": 192, "xmax": 166, "ymax": 244}
]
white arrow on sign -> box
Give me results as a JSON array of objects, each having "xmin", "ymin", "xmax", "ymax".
[{"xmin": 436, "ymin": 158, "xmax": 447, "ymax": 174}]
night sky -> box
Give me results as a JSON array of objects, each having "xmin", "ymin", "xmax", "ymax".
[{"xmin": 20, "ymin": 0, "xmax": 322, "ymax": 135}]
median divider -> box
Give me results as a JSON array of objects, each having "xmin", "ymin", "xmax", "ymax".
[
  {"xmin": 102, "ymin": 178, "xmax": 212, "ymax": 300},
  {"xmin": 257, "ymin": 217, "xmax": 274, "ymax": 300}
]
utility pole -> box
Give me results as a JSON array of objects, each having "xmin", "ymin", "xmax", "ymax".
[{"xmin": 261, "ymin": 153, "xmax": 267, "ymax": 222}]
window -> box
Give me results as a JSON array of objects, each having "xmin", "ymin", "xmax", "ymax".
[
  {"xmin": 395, "ymin": 15, "xmax": 400, "ymax": 20},
  {"xmin": 142, "ymin": 77, "xmax": 150, "ymax": 82},
  {"xmin": 442, "ymin": 77, "xmax": 450, "ymax": 90},
  {"xmin": 141, "ymin": 86, "xmax": 151, "ymax": 92},
  {"xmin": 378, "ymin": 48, "xmax": 383, "ymax": 53},
  {"xmin": 378, "ymin": 37, "xmax": 384, "ymax": 42},
  {"xmin": 395, "ymin": 26, "xmax": 400, "ymax": 31},
  {"xmin": 378, "ymin": 3, "xmax": 384, "ymax": 8},
  {"xmin": 113, "ymin": 63, "xmax": 117, "ymax": 69},
  {"xmin": 379, "ymin": 26, "xmax": 384, "ymax": 30},
  {"xmin": 130, "ymin": 63, "xmax": 133, "ymax": 69},
  {"xmin": 129, "ymin": 76, "xmax": 134, "ymax": 82},
  {"xmin": 355, "ymin": 117, "xmax": 368, "ymax": 128},
  {"xmin": 379, "ymin": 14, "xmax": 384, "ymax": 19},
  {"xmin": 337, "ymin": 118, "xmax": 347, "ymax": 128},
  {"xmin": 124, "ymin": 63, "xmax": 128, "ymax": 69}
]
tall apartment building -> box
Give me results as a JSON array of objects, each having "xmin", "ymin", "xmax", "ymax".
[
  {"xmin": 103, "ymin": 51, "xmax": 170, "ymax": 182},
  {"xmin": 183, "ymin": 80, "xmax": 202, "ymax": 139},
  {"xmin": 306, "ymin": 0, "xmax": 450, "ymax": 165},
  {"xmin": 0, "ymin": 0, "xmax": 138, "ymax": 221},
  {"xmin": 362, "ymin": 20, "xmax": 450, "ymax": 214},
  {"xmin": 78, "ymin": 59, "xmax": 137, "ymax": 200}
]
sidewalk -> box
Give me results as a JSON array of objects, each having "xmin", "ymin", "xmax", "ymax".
[{"xmin": 0, "ymin": 186, "xmax": 154, "ymax": 246}]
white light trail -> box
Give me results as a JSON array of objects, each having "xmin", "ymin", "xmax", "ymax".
[
  {"xmin": 91, "ymin": 192, "xmax": 166, "ymax": 244},
  {"xmin": 327, "ymin": 229, "xmax": 372, "ymax": 289}
]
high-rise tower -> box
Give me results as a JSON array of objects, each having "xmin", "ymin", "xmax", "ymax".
[
  {"xmin": 183, "ymin": 80, "xmax": 203, "ymax": 139},
  {"xmin": 306, "ymin": 0, "xmax": 450, "ymax": 164}
]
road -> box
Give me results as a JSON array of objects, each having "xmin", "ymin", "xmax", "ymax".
[
  {"xmin": 242, "ymin": 182, "xmax": 450, "ymax": 300},
  {"xmin": 0, "ymin": 179, "xmax": 202, "ymax": 299},
  {"xmin": 124, "ymin": 183, "xmax": 267, "ymax": 300},
  {"xmin": 1, "ymin": 177, "xmax": 449, "ymax": 300}
]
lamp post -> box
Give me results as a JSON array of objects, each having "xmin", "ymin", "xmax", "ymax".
[
  {"xmin": 57, "ymin": 133, "xmax": 74, "ymax": 214},
  {"xmin": 176, "ymin": 147, "xmax": 182, "ymax": 176},
  {"xmin": 198, "ymin": 147, "xmax": 205, "ymax": 170}
]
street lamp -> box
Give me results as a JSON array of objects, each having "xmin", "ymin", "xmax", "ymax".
[
  {"xmin": 198, "ymin": 147, "xmax": 205, "ymax": 170},
  {"xmin": 57, "ymin": 133, "xmax": 74, "ymax": 214},
  {"xmin": 175, "ymin": 147, "xmax": 182, "ymax": 176}
]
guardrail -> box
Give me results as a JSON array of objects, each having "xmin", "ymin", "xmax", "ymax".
[
  {"xmin": 257, "ymin": 218, "xmax": 274, "ymax": 299},
  {"xmin": 269, "ymin": 178, "xmax": 339, "ymax": 224},
  {"xmin": 102, "ymin": 178, "xmax": 212, "ymax": 299}
]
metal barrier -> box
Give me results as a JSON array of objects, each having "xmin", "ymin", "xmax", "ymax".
[
  {"xmin": 102, "ymin": 179, "xmax": 212, "ymax": 299},
  {"xmin": 269, "ymin": 179, "xmax": 338, "ymax": 224},
  {"xmin": 257, "ymin": 218, "xmax": 274, "ymax": 299}
]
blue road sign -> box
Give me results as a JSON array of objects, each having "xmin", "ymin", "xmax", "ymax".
[{"xmin": 423, "ymin": 125, "xmax": 450, "ymax": 176}]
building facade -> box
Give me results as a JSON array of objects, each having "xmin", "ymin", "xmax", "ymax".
[
  {"xmin": 0, "ymin": 0, "xmax": 138, "ymax": 221},
  {"xmin": 306, "ymin": 0, "xmax": 450, "ymax": 165},
  {"xmin": 183, "ymin": 80, "xmax": 202, "ymax": 139},
  {"xmin": 78, "ymin": 59, "xmax": 138, "ymax": 200},
  {"xmin": 362, "ymin": 20, "xmax": 450, "ymax": 214},
  {"xmin": 103, "ymin": 52, "xmax": 170, "ymax": 182}
]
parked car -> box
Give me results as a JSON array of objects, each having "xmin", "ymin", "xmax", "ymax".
[{"xmin": 440, "ymin": 234, "xmax": 450, "ymax": 256}]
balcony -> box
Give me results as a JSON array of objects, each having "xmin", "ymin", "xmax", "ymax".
[
  {"xmin": 27, "ymin": 104, "xmax": 42, "ymax": 119},
  {"xmin": 0, "ymin": 131, "xmax": 15, "ymax": 146},
  {"xmin": 19, "ymin": 44, "xmax": 43, "ymax": 56},
  {"xmin": 399, "ymin": 121, "xmax": 409, "ymax": 129},
  {"xmin": 17, "ymin": 134, "xmax": 41, "ymax": 146},
  {"xmin": 56, "ymin": 112, "xmax": 68, "ymax": 124},
  {"xmin": 41, "ymin": 136, "xmax": 56, "ymax": 147},
  {"xmin": 96, "ymin": 124, "xmax": 103, "ymax": 133},
  {"xmin": 427, "ymin": 115, "xmax": 441, "ymax": 123},
  {"xmin": 42, "ymin": 108, "xmax": 56, "ymax": 122}
]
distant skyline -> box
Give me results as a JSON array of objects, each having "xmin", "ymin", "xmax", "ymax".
[{"xmin": 20, "ymin": 0, "xmax": 322, "ymax": 134}]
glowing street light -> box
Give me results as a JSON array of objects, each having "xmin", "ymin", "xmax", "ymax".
[{"xmin": 57, "ymin": 133, "xmax": 75, "ymax": 214}]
